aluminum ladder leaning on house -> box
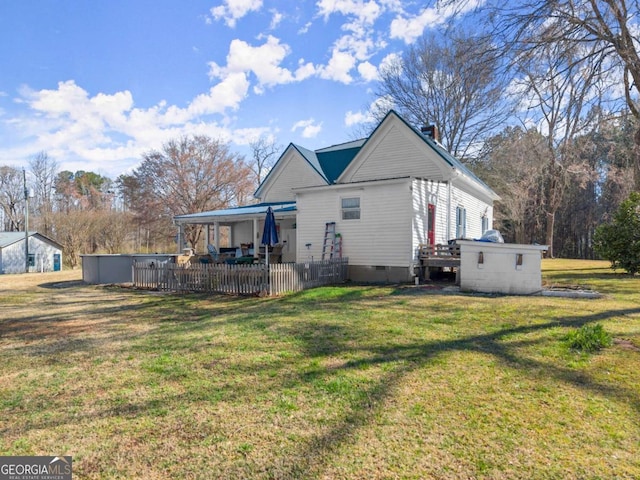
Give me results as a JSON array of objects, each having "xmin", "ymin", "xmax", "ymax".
[{"xmin": 321, "ymin": 222, "xmax": 343, "ymax": 260}]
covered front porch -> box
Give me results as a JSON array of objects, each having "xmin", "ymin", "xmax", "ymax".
[{"xmin": 173, "ymin": 202, "xmax": 298, "ymax": 263}]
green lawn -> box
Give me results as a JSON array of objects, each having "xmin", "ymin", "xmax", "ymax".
[{"xmin": 1, "ymin": 260, "xmax": 639, "ymax": 479}]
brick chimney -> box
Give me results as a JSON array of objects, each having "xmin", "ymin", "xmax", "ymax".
[{"xmin": 421, "ymin": 125, "xmax": 439, "ymax": 143}]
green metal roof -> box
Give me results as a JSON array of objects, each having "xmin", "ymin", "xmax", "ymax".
[
  {"xmin": 316, "ymin": 143, "xmax": 364, "ymax": 184},
  {"xmin": 291, "ymin": 139, "xmax": 365, "ymax": 184},
  {"xmin": 255, "ymin": 110, "xmax": 497, "ymax": 198}
]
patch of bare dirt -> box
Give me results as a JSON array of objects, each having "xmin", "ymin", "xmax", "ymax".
[
  {"xmin": 614, "ymin": 338, "xmax": 640, "ymax": 352},
  {"xmin": 0, "ymin": 269, "xmax": 83, "ymax": 290}
]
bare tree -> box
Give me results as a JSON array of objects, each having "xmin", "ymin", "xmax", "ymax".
[
  {"xmin": 483, "ymin": 0, "xmax": 640, "ymax": 188},
  {"xmin": 29, "ymin": 151, "xmax": 58, "ymax": 236},
  {"xmin": 0, "ymin": 166, "xmax": 25, "ymax": 231},
  {"xmin": 513, "ymin": 37, "xmax": 609, "ymax": 256},
  {"xmin": 473, "ymin": 127, "xmax": 548, "ymax": 243},
  {"xmin": 249, "ymin": 136, "xmax": 281, "ymax": 186},
  {"xmin": 131, "ymin": 135, "xmax": 254, "ymax": 249},
  {"xmin": 50, "ymin": 210, "xmax": 95, "ymax": 268},
  {"xmin": 375, "ymin": 29, "xmax": 513, "ymax": 158}
]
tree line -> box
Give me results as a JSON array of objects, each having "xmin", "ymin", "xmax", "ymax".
[{"xmin": 0, "ymin": 136, "xmax": 279, "ymax": 268}]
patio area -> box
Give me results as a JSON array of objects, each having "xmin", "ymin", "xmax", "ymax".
[{"xmin": 174, "ymin": 202, "xmax": 298, "ymax": 264}]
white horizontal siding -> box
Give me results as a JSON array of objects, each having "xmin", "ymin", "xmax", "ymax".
[
  {"xmin": 260, "ymin": 150, "xmax": 327, "ymax": 203},
  {"xmin": 449, "ymin": 182, "xmax": 493, "ymax": 240},
  {"xmin": 411, "ymin": 179, "xmax": 450, "ymax": 259},
  {"xmin": 344, "ymin": 121, "xmax": 448, "ymax": 183},
  {"xmin": 0, "ymin": 237, "xmax": 61, "ymax": 274},
  {"xmin": 296, "ymin": 180, "xmax": 413, "ymax": 267}
]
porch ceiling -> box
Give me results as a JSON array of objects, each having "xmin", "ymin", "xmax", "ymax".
[{"xmin": 174, "ymin": 202, "xmax": 296, "ymax": 225}]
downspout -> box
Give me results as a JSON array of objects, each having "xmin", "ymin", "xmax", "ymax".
[{"xmin": 447, "ymin": 180, "xmax": 452, "ymax": 241}]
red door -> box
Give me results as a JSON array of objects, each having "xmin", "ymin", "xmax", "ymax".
[{"xmin": 427, "ymin": 204, "xmax": 436, "ymax": 245}]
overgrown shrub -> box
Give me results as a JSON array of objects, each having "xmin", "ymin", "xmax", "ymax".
[
  {"xmin": 593, "ymin": 192, "xmax": 640, "ymax": 275},
  {"xmin": 566, "ymin": 324, "xmax": 612, "ymax": 353}
]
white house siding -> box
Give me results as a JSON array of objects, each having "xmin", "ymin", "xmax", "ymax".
[
  {"xmin": 449, "ymin": 181, "xmax": 494, "ymax": 241},
  {"xmin": 232, "ymin": 221, "xmax": 255, "ymax": 246},
  {"xmin": 1, "ymin": 242, "xmax": 25, "ymax": 273},
  {"xmin": 411, "ymin": 179, "xmax": 450, "ymax": 256},
  {"xmin": 296, "ymin": 179, "xmax": 413, "ymax": 271},
  {"xmin": 259, "ymin": 149, "xmax": 327, "ymax": 203},
  {"xmin": 341, "ymin": 120, "xmax": 449, "ymax": 184}
]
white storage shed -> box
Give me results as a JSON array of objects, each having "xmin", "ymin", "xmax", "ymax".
[{"xmin": 0, "ymin": 231, "xmax": 63, "ymax": 274}]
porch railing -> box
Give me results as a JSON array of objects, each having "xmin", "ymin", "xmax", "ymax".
[{"xmin": 132, "ymin": 258, "xmax": 349, "ymax": 296}]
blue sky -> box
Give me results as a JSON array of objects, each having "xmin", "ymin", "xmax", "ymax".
[{"xmin": 0, "ymin": 0, "xmax": 481, "ymax": 178}]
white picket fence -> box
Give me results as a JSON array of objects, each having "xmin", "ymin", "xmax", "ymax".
[{"xmin": 132, "ymin": 258, "xmax": 349, "ymax": 296}]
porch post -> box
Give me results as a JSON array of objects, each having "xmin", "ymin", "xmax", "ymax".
[
  {"xmin": 253, "ymin": 217, "xmax": 259, "ymax": 257},
  {"xmin": 176, "ymin": 223, "xmax": 185, "ymax": 253},
  {"xmin": 214, "ymin": 222, "xmax": 220, "ymax": 250}
]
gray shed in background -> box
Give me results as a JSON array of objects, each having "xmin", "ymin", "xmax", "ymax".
[
  {"xmin": 0, "ymin": 231, "xmax": 63, "ymax": 274},
  {"xmin": 81, "ymin": 254, "xmax": 178, "ymax": 284}
]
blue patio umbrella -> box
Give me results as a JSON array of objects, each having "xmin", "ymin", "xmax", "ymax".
[{"xmin": 261, "ymin": 207, "xmax": 279, "ymax": 265}]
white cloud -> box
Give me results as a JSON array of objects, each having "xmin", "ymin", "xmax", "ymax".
[
  {"xmin": 317, "ymin": 0, "xmax": 381, "ymax": 25},
  {"xmin": 370, "ymin": 95, "xmax": 396, "ymax": 115},
  {"xmin": 295, "ymin": 60, "xmax": 318, "ymax": 81},
  {"xmin": 390, "ymin": 0, "xmax": 485, "ymax": 44},
  {"xmin": 344, "ymin": 110, "xmax": 372, "ymax": 126},
  {"xmin": 188, "ymin": 72, "xmax": 250, "ymax": 115},
  {"xmin": 298, "ymin": 21, "xmax": 313, "ymax": 34},
  {"xmin": 228, "ymin": 36, "xmax": 295, "ymax": 86},
  {"xmin": 389, "ymin": 10, "xmax": 440, "ymax": 44},
  {"xmin": 357, "ymin": 61, "xmax": 378, "ymax": 82},
  {"xmin": 3, "ymin": 79, "xmax": 256, "ymax": 177},
  {"xmin": 232, "ymin": 126, "xmax": 276, "ymax": 145},
  {"xmin": 319, "ymin": 48, "xmax": 356, "ymax": 83},
  {"xmin": 209, "ymin": 36, "xmax": 317, "ymax": 94},
  {"xmin": 210, "ymin": 0, "xmax": 263, "ymax": 28},
  {"xmin": 314, "ymin": 0, "xmax": 388, "ymax": 86},
  {"xmin": 209, "ymin": 35, "xmax": 317, "ymax": 95},
  {"xmin": 378, "ymin": 52, "xmax": 400, "ymax": 72},
  {"xmin": 269, "ymin": 10, "xmax": 283, "ymax": 29},
  {"xmin": 335, "ymin": 34, "xmax": 374, "ymax": 61},
  {"xmin": 291, "ymin": 118, "xmax": 322, "ymax": 138}
]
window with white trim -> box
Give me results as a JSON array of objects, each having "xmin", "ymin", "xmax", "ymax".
[
  {"xmin": 341, "ymin": 197, "xmax": 360, "ymax": 220},
  {"xmin": 481, "ymin": 215, "xmax": 489, "ymax": 234},
  {"xmin": 456, "ymin": 206, "xmax": 467, "ymax": 238}
]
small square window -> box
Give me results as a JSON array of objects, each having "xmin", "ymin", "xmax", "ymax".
[
  {"xmin": 341, "ymin": 197, "xmax": 360, "ymax": 220},
  {"xmin": 28, "ymin": 253, "xmax": 35, "ymax": 267}
]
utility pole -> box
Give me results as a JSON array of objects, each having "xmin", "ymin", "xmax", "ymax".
[{"xmin": 23, "ymin": 169, "xmax": 29, "ymax": 273}]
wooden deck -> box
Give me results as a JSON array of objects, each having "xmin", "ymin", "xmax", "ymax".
[{"xmin": 418, "ymin": 243, "xmax": 460, "ymax": 281}]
